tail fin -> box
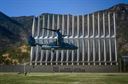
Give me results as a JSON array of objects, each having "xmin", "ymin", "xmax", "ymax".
[{"xmin": 28, "ymin": 36, "xmax": 36, "ymax": 46}]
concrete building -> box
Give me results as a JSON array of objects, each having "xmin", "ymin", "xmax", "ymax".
[{"xmin": 30, "ymin": 12, "xmax": 118, "ymax": 72}]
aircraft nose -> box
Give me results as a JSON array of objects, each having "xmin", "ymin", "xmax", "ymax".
[
  {"xmin": 28, "ymin": 36, "xmax": 36, "ymax": 46},
  {"xmin": 71, "ymin": 45, "xmax": 78, "ymax": 49},
  {"xmin": 75, "ymin": 46, "xmax": 78, "ymax": 49}
]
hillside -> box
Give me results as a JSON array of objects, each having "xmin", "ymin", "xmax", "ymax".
[
  {"xmin": 0, "ymin": 13, "xmax": 33, "ymax": 64},
  {"xmin": 0, "ymin": 12, "xmax": 22, "ymax": 53}
]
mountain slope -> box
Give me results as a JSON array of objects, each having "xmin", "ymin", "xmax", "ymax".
[
  {"xmin": 0, "ymin": 12, "xmax": 22, "ymax": 52},
  {"xmin": 0, "ymin": 12, "xmax": 33, "ymax": 54},
  {"xmin": 11, "ymin": 16, "xmax": 34, "ymax": 38}
]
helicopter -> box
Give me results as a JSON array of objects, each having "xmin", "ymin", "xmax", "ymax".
[{"xmin": 28, "ymin": 28, "xmax": 78, "ymax": 52}]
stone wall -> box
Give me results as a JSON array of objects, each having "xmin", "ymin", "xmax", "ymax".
[{"xmin": 0, "ymin": 65, "xmax": 119, "ymax": 72}]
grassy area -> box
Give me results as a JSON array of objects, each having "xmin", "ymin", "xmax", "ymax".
[{"xmin": 0, "ymin": 73, "xmax": 128, "ymax": 84}]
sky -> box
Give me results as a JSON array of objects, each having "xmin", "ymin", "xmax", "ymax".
[{"xmin": 0, "ymin": 0, "xmax": 128, "ymax": 16}]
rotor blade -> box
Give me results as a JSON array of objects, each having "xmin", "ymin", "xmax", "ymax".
[
  {"xmin": 42, "ymin": 28, "xmax": 62, "ymax": 32},
  {"xmin": 42, "ymin": 28, "xmax": 56, "ymax": 31},
  {"xmin": 62, "ymin": 34, "xmax": 69, "ymax": 37}
]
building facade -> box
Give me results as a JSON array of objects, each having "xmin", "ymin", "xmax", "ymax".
[{"xmin": 30, "ymin": 12, "xmax": 118, "ymax": 71}]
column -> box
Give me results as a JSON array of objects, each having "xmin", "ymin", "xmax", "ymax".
[
  {"xmin": 32, "ymin": 17, "xmax": 36, "ymax": 37},
  {"xmin": 40, "ymin": 15, "xmax": 44, "ymax": 65},
  {"xmin": 82, "ymin": 39, "xmax": 85, "ymax": 65},
  {"xmin": 66, "ymin": 49, "xmax": 69, "ymax": 65},
  {"xmin": 87, "ymin": 14, "xmax": 90, "ymax": 37},
  {"xmin": 71, "ymin": 40, "xmax": 74, "ymax": 65},
  {"xmin": 92, "ymin": 13, "xmax": 96, "ymax": 65},
  {"xmin": 30, "ymin": 47, "xmax": 34, "ymax": 65},
  {"xmin": 56, "ymin": 15, "xmax": 60, "ymax": 65},
  {"xmin": 45, "ymin": 15, "xmax": 49, "ymax": 65},
  {"xmin": 77, "ymin": 16, "xmax": 79, "ymax": 65},
  {"xmin": 93, "ymin": 39, "xmax": 95, "ymax": 65},
  {"xmin": 52, "ymin": 14, "xmax": 55, "ymax": 36},
  {"xmin": 45, "ymin": 50, "xmax": 48, "ymax": 65},
  {"xmin": 98, "ymin": 39, "xmax": 101, "ymax": 65},
  {"xmin": 50, "ymin": 15, "xmax": 55, "ymax": 65},
  {"xmin": 82, "ymin": 15, "xmax": 85, "ymax": 37},
  {"xmin": 72, "ymin": 15, "xmax": 74, "ymax": 37},
  {"xmin": 61, "ymin": 50, "xmax": 64, "ymax": 65},
  {"xmin": 108, "ymin": 13, "xmax": 111, "ymax": 37},
  {"xmin": 97, "ymin": 13, "xmax": 100, "ymax": 37},
  {"xmin": 109, "ymin": 39, "xmax": 112, "ymax": 65},
  {"xmin": 41, "ymin": 15, "xmax": 45, "ymax": 65},
  {"xmin": 97, "ymin": 13, "xmax": 101, "ymax": 65},
  {"xmin": 66, "ymin": 15, "xmax": 69, "ymax": 65},
  {"xmin": 71, "ymin": 16, "xmax": 74, "ymax": 65},
  {"xmin": 103, "ymin": 13, "xmax": 107, "ymax": 65},
  {"xmin": 77, "ymin": 39, "xmax": 79, "ymax": 65},
  {"xmin": 103, "ymin": 13, "xmax": 105, "ymax": 37},
  {"xmin": 104, "ymin": 39, "xmax": 106, "ymax": 65},
  {"xmin": 88, "ymin": 39, "xmax": 90, "ymax": 65},
  {"xmin": 35, "ymin": 16, "xmax": 40, "ymax": 65},
  {"xmin": 108, "ymin": 13, "xmax": 112, "ymax": 65},
  {"xmin": 67, "ymin": 15, "xmax": 69, "ymax": 36},
  {"xmin": 87, "ymin": 14, "xmax": 90, "ymax": 65},
  {"xmin": 92, "ymin": 13, "xmax": 95, "ymax": 37},
  {"xmin": 61, "ymin": 15, "xmax": 65, "ymax": 65},
  {"xmin": 113, "ymin": 13, "xmax": 118, "ymax": 65},
  {"xmin": 47, "ymin": 15, "xmax": 50, "ymax": 36},
  {"xmin": 30, "ymin": 17, "xmax": 36, "ymax": 65},
  {"xmin": 77, "ymin": 16, "xmax": 79, "ymax": 37}
]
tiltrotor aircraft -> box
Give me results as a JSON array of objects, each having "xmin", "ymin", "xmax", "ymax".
[{"xmin": 28, "ymin": 28, "xmax": 78, "ymax": 52}]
